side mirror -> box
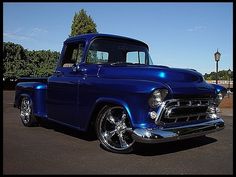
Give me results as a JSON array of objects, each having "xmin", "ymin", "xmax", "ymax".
[
  {"xmin": 72, "ymin": 63, "xmax": 87, "ymax": 74},
  {"xmin": 72, "ymin": 63, "xmax": 80, "ymax": 72}
]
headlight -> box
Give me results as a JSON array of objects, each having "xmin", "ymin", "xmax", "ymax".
[
  {"xmin": 148, "ymin": 89, "xmax": 168, "ymax": 108},
  {"xmin": 215, "ymin": 92, "xmax": 224, "ymax": 106}
]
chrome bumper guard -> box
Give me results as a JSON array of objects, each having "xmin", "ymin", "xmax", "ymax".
[{"xmin": 132, "ymin": 118, "xmax": 224, "ymax": 143}]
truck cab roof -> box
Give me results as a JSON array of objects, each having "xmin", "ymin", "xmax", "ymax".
[{"xmin": 64, "ymin": 33, "xmax": 149, "ymax": 49}]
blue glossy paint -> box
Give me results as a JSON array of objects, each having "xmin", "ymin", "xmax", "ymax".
[
  {"xmin": 211, "ymin": 83, "xmax": 227, "ymax": 95},
  {"xmin": 35, "ymin": 84, "xmax": 47, "ymax": 90},
  {"xmin": 14, "ymin": 33, "xmax": 225, "ymax": 132},
  {"xmin": 15, "ymin": 82, "xmax": 47, "ymax": 118},
  {"xmin": 159, "ymin": 71, "xmax": 166, "ymax": 78}
]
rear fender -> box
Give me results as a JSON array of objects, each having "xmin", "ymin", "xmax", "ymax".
[{"xmin": 14, "ymin": 82, "xmax": 47, "ymax": 118}]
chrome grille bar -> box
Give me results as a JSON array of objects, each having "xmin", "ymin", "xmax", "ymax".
[
  {"xmin": 155, "ymin": 98, "xmax": 214, "ymax": 125},
  {"xmin": 166, "ymin": 113, "xmax": 207, "ymax": 119}
]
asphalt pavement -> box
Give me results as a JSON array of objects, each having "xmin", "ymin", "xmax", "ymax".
[{"xmin": 3, "ymin": 91, "xmax": 233, "ymax": 174}]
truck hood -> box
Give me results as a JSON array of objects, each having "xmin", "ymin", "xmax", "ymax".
[
  {"xmin": 99, "ymin": 65, "xmax": 204, "ymax": 83},
  {"xmin": 98, "ymin": 65, "xmax": 216, "ymax": 98}
]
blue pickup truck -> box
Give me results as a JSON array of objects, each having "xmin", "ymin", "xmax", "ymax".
[{"xmin": 14, "ymin": 33, "xmax": 226, "ymax": 153}]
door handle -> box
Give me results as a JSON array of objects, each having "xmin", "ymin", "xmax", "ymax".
[{"xmin": 54, "ymin": 70, "xmax": 63, "ymax": 76}]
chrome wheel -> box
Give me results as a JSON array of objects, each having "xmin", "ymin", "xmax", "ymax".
[
  {"xmin": 19, "ymin": 97, "xmax": 38, "ymax": 126},
  {"xmin": 97, "ymin": 106, "xmax": 135, "ymax": 153},
  {"xmin": 20, "ymin": 97, "xmax": 31, "ymax": 124}
]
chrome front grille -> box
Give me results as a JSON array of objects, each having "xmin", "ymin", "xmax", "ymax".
[{"xmin": 156, "ymin": 99, "xmax": 213, "ymax": 125}]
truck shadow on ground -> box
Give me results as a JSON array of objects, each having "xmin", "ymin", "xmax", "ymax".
[
  {"xmin": 38, "ymin": 119, "xmax": 97, "ymax": 141},
  {"xmin": 38, "ymin": 119, "xmax": 217, "ymax": 156},
  {"xmin": 132, "ymin": 136, "xmax": 217, "ymax": 156}
]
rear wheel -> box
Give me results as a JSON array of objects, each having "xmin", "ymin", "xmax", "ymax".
[
  {"xmin": 20, "ymin": 97, "xmax": 38, "ymax": 127},
  {"xmin": 95, "ymin": 105, "xmax": 135, "ymax": 153}
]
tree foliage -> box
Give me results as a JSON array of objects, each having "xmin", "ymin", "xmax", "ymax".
[
  {"xmin": 204, "ymin": 70, "xmax": 233, "ymax": 80},
  {"xmin": 70, "ymin": 9, "xmax": 97, "ymax": 37},
  {"xmin": 3, "ymin": 42, "xmax": 29, "ymax": 79},
  {"xmin": 3, "ymin": 42, "xmax": 60, "ymax": 79},
  {"xmin": 25, "ymin": 50, "xmax": 59, "ymax": 77}
]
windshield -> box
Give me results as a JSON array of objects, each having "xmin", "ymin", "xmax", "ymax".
[{"xmin": 86, "ymin": 38, "xmax": 153, "ymax": 65}]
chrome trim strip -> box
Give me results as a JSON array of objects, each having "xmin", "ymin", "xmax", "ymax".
[
  {"xmin": 154, "ymin": 101, "xmax": 166, "ymax": 124},
  {"xmin": 132, "ymin": 118, "xmax": 224, "ymax": 143}
]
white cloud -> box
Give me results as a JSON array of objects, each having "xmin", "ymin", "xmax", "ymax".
[
  {"xmin": 3, "ymin": 27, "xmax": 48, "ymax": 41},
  {"xmin": 187, "ymin": 26, "xmax": 206, "ymax": 32},
  {"xmin": 29, "ymin": 27, "xmax": 48, "ymax": 36},
  {"xmin": 3, "ymin": 32, "xmax": 33, "ymax": 40}
]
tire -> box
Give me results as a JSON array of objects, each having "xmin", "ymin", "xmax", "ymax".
[
  {"xmin": 20, "ymin": 97, "xmax": 38, "ymax": 127},
  {"xmin": 95, "ymin": 105, "xmax": 135, "ymax": 153}
]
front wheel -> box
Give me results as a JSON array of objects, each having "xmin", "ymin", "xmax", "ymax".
[
  {"xmin": 20, "ymin": 97, "xmax": 38, "ymax": 127},
  {"xmin": 95, "ymin": 105, "xmax": 135, "ymax": 153}
]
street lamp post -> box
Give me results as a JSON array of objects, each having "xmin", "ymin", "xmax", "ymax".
[
  {"xmin": 214, "ymin": 49, "xmax": 221, "ymax": 84},
  {"xmin": 228, "ymin": 69, "xmax": 231, "ymax": 97}
]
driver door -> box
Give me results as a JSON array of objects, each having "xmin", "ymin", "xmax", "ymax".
[{"xmin": 47, "ymin": 41, "xmax": 85, "ymax": 127}]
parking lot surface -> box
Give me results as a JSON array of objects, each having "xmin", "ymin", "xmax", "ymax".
[{"xmin": 3, "ymin": 91, "xmax": 233, "ymax": 174}]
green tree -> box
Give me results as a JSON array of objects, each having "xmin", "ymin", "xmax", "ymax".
[
  {"xmin": 3, "ymin": 42, "xmax": 29, "ymax": 79},
  {"xmin": 70, "ymin": 9, "xmax": 97, "ymax": 37},
  {"xmin": 25, "ymin": 50, "xmax": 60, "ymax": 77},
  {"xmin": 3, "ymin": 42, "xmax": 60, "ymax": 79},
  {"xmin": 204, "ymin": 70, "xmax": 233, "ymax": 80}
]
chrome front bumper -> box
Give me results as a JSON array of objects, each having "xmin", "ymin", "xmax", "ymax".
[{"xmin": 132, "ymin": 118, "xmax": 224, "ymax": 143}]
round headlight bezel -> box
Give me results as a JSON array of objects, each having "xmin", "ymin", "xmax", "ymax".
[
  {"xmin": 148, "ymin": 89, "xmax": 168, "ymax": 108},
  {"xmin": 215, "ymin": 92, "xmax": 224, "ymax": 105}
]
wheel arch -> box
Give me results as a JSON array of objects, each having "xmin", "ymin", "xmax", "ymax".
[{"xmin": 88, "ymin": 97, "xmax": 133, "ymax": 130}]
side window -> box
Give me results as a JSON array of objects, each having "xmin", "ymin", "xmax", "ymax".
[
  {"xmin": 126, "ymin": 51, "xmax": 146, "ymax": 64},
  {"xmin": 87, "ymin": 50, "xmax": 109, "ymax": 64},
  {"xmin": 61, "ymin": 42, "xmax": 85, "ymax": 67}
]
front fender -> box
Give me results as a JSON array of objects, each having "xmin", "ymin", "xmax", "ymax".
[
  {"xmin": 211, "ymin": 84, "xmax": 227, "ymax": 95},
  {"xmin": 81, "ymin": 78, "xmax": 169, "ymax": 131},
  {"xmin": 94, "ymin": 97, "xmax": 132, "ymax": 118}
]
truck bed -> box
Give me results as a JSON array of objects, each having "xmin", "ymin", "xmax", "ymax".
[{"xmin": 17, "ymin": 77, "xmax": 48, "ymax": 83}]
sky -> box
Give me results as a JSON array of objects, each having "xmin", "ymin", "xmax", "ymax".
[{"xmin": 3, "ymin": 2, "xmax": 233, "ymax": 75}]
